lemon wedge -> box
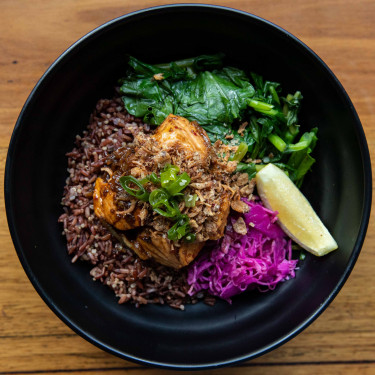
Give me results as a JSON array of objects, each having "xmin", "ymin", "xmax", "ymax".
[{"xmin": 256, "ymin": 163, "xmax": 338, "ymax": 256}]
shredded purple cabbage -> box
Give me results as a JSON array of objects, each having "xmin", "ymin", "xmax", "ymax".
[{"xmin": 187, "ymin": 198, "xmax": 298, "ymax": 303}]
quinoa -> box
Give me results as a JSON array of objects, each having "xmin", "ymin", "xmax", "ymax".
[{"xmin": 58, "ymin": 98, "xmax": 210, "ymax": 308}]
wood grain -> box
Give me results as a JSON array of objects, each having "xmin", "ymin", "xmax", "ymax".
[{"xmin": 1, "ymin": 0, "xmax": 374, "ymax": 374}]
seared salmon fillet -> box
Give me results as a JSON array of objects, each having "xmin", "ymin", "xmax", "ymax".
[
  {"xmin": 93, "ymin": 114, "xmax": 238, "ymax": 269},
  {"xmin": 93, "ymin": 178, "xmax": 145, "ymax": 230},
  {"xmin": 135, "ymin": 228, "xmax": 205, "ymax": 269},
  {"xmin": 154, "ymin": 114, "xmax": 212, "ymax": 159}
]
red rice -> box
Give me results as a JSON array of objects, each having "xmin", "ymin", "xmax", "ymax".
[{"xmin": 58, "ymin": 98, "xmax": 208, "ymax": 309}]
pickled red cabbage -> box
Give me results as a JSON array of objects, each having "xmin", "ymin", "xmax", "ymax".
[{"xmin": 187, "ymin": 198, "xmax": 298, "ymax": 302}]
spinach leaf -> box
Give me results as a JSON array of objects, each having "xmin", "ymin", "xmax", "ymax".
[
  {"xmin": 119, "ymin": 55, "xmax": 255, "ymax": 126},
  {"xmin": 119, "ymin": 55, "xmax": 318, "ymax": 187},
  {"xmin": 176, "ymin": 71, "xmax": 254, "ymax": 126},
  {"xmin": 236, "ymin": 162, "xmax": 257, "ymax": 180},
  {"xmin": 155, "ymin": 53, "xmax": 225, "ymax": 72},
  {"xmin": 202, "ymin": 122, "xmax": 256, "ymax": 151}
]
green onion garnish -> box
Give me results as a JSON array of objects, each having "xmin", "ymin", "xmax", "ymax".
[
  {"xmin": 184, "ymin": 193, "xmax": 198, "ymax": 207},
  {"xmin": 119, "ymin": 175, "xmax": 149, "ymax": 202},
  {"xmin": 119, "ymin": 165, "xmax": 196, "ymax": 242}
]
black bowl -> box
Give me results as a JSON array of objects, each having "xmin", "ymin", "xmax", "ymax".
[{"xmin": 5, "ymin": 4, "xmax": 372, "ymax": 369}]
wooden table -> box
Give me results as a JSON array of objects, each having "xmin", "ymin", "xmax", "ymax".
[{"xmin": 1, "ymin": 1, "xmax": 374, "ymax": 374}]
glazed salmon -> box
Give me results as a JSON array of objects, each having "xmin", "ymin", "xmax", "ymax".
[{"xmin": 93, "ymin": 114, "xmax": 233, "ymax": 269}]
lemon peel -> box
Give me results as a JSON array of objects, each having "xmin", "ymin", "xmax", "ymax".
[{"xmin": 256, "ymin": 163, "xmax": 338, "ymax": 256}]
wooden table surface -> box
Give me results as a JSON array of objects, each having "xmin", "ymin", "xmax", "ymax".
[{"xmin": 1, "ymin": 0, "xmax": 374, "ymax": 374}]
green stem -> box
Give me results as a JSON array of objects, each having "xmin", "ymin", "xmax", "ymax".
[
  {"xmin": 268, "ymin": 134, "xmax": 287, "ymax": 152},
  {"xmin": 249, "ymin": 99, "xmax": 280, "ymax": 117},
  {"xmin": 269, "ymin": 85, "xmax": 280, "ymax": 105},
  {"xmin": 287, "ymin": 140, "xmax": 310, "ymax": 152},
  {"xmin": 156, "ymin": 58, "xmax": 195, "ymax": 70},
  {"xmin": 230, "ymin": 142, "xmax": 249, "ymax": 162}
]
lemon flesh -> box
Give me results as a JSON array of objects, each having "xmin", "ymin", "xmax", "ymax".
[{"xmin": 256, "ymin": 163, "xmax": 338, "ymax": 256}]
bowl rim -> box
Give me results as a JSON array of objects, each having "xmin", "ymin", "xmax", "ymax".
[{"xmin": 4, "ymin": 3, "xmax": 372, "ymax": 370}]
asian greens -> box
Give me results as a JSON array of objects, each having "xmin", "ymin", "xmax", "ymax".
[{"xmin": 119, "ymin": 54, "xmax": 317, "ymax": 187}]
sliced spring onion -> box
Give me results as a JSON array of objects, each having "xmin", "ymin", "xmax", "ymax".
[
  {"xmin": 153, "ymin": 198, "xmax": 180, "ymax": 218},
  {"xmin": 149, "ymin": 189, "xmax": 169, "ymax": 208},
  {"xmin": 160, "ymin": 165, "xmax": 180, "ymax": 188},
  {"xmin": 167, "ymin": 215, "xmax": 190, "ymax": 241},
  {"xmin": 120, "ymin": 166, "xmax": 196, "ymax": 242},
  {"xmin": 119, "ymin": 176, "xmax": 149, "ymax": 202},
  {"xmin": 164, "ymin": 172, "xmax": 191, "ymax": 196},
  {"xmin": 184, "ymin": 233, "xmax": 196, "ymax": 243},
  {"xmin": 140, "ymin": 172, "xmax": 161, "ymax": 185},
  {"xmin": 184, "ymin": 193, "xmax": 198, "ymax": 207}
]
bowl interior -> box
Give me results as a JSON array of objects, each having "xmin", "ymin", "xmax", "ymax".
[{"xmin": 5, "ymin": 5, "xmax": 371, "ymax": 368}]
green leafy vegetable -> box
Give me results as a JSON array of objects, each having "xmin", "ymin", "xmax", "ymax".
[
  {"xmin": 284, "ymin": 91, "xmax": 303, "ymax": 127},
  {"xmin": 268, "ymin": 134, "xmax": 287, "ymax": 152},
  {"xmin": 175, "ymin": 69, "xmax": 255, "ymax": 126},
  {"xmin": 287, "ymin": 128, "xmax": 318, "ymax": 187},
  {"xmin": 119, "ymin": 54, "xmax": 318, "ymax": 185},
  {"xmin": 119, "ymin": 55, "xmax": 254, "ymax": 127},
  {"xmin": 236, "ymin": 162, "xmax": 257, "ymax": 180},
  {"xmin": 155, "ymin": 53, "xmax": 225, "ymax": 72}
]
